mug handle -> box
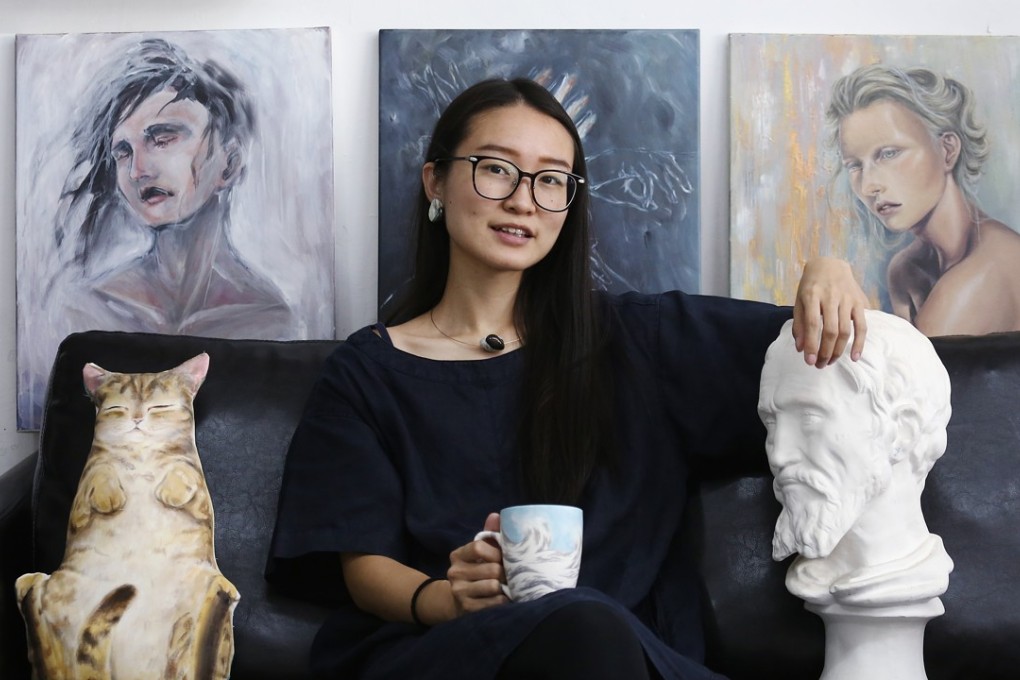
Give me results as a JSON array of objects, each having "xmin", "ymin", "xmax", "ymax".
[
  {"xmin": 473, "ymin": 531, "xmax": 513, "ymax": 599},
  {"xmin": 473, "ymin": 530, "xmax": 502, "ymax": 546}
]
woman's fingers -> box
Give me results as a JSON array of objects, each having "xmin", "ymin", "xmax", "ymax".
[
  {"xmin": 446, "ymin": 524, "xmax": 510, "ymax": 616},
  {"xmin": 793, "ymin": 258, "xmax": 869, "ymax": 367}
]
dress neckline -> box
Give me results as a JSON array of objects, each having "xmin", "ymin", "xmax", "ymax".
[{"xmin": 351, "ymin": 323, "xmax": 522, "ymax": 383}]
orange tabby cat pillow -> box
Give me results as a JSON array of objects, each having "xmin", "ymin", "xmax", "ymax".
[{"xmin": 16, "ymin": 354, "xmax": 239, "ymax": 679}]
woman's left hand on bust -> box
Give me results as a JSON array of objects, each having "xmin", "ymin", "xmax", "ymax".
[{"xmin": 792, "ymin": 257, "xmax": 869, "ymax": 367}]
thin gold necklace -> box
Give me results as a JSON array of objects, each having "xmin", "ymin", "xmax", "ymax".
[{"xmin": 429, "ymin": 309, "xmax": 521, "ymax": 353}]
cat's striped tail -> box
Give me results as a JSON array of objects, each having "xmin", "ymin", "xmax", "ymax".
[{"xmin": 76, "ymin": 584, "xmax": 137, "ymax": 673}]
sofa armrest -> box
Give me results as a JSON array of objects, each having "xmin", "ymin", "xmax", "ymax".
[
  {"xmin": 0, "ymin": 451, "xmax": 37, "ymax": 679},
  {"xmin": 0, "ymin": 451, "xmax": 36, "ymax": 529}
]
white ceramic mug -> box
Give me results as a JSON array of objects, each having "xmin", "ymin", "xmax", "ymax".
[{"xmin": 474, "ymin": 504, "xmax": 583, "ymax": 602}]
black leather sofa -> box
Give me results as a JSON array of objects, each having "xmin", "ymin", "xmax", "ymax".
[{"xmin": 1, "ymin": 329, "xmax": 1018, "ymax": 679}]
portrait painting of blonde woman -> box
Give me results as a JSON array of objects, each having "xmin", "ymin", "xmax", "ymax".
[{"xmin": 730, "ymin": 35, "xmax": 1020, "ymax": 337}]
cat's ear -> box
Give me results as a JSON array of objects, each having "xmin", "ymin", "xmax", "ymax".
[
  {"xmin": 83, "ymin": 363, "xmax": 109, "ymax": 397},
  {"xmin": 175, "ymin": 353, "xmax": 210, "ymax": 394}
]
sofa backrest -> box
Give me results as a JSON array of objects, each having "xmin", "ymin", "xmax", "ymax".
[
  {"xmin": 26, "ymin": 329, "xmax": 1020, "ymax": 680},
  {"xmin": 691, "ymin": 331, "xmax": 1020, "ymax": 680},
  {"xmin": 33, "ymin": 330, "xmax": 339, "ymax": 678}
]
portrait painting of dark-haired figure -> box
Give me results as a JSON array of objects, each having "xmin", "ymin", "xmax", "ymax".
[
  {"xmin": 730, "ymin": 34, "xmax": 1020, "ymax": 338},
  {"xmin": 16, "ymin": 28, "xmax": 335, "ymax": 430},
  {"xmin": 379, "ymin": 29, "xmax": 700, "ymax": 317}
]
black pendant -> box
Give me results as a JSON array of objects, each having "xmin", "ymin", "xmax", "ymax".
[{"xmin": 480, "ymin": 334, "xmax": 506, "ymax": 352}]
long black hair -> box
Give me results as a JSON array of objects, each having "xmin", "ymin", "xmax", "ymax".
[{"xmin": 386, "ymin": 77, "xmax": 614, "ymax": 504}]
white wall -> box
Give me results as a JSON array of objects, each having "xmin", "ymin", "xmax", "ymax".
[{"xmin": 1, "ymin": 0, "xmax": 1016, "ymax": 475}]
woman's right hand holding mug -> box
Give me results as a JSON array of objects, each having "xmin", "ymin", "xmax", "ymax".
[{"xmin": 447, "ymin": 512, "xmax": 509, "ymax": 616}]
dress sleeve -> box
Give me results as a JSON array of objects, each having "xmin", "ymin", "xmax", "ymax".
[
  {"xmin": 266, "ymin": 346, "xmax": 406, "ymax": 600},
  {"xmin": 655, "ymin": 291, "xmax": 792, "ymax": 471}
]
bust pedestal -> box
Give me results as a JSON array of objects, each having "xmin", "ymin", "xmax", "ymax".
[{"xmin": 807, "ymin": 598, "xmax": 944, "ymax": 680}]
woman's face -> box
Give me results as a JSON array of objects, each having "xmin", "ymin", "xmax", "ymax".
[
  {"xmin": 424, "ymin": 103, "xmax": 575, "ymax": 277},
  {"xmin": 839, "ymin": 99, "xmax": 954, "ymax": 233},
  {"xmin": 111, "ymin": 88, "xmax": 234, "ymax": 228}
]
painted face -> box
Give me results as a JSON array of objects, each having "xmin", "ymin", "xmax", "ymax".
[
  {"xmin": 426, "ymin": 103, "xmax": 576, "ymax": 275},
  {"xmin": 758, "ymin": 349, "xmax": 892, "ymax": 560},
  {"xmin": 111, "ymin": 88, "xmax": 233, "ymax": 227},
  {"xmin": 838, "ymin": 100, "xmax": 951, "ymax": 233}
]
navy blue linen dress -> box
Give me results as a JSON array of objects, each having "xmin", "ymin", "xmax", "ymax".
[{"xmin": 269, "ymin": 291, "xmax": 791, "ymax": 679}]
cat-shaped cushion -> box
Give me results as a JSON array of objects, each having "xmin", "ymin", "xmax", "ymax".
[{"xmin": 15, "ymin": 354, "xmax": 239, "ymax": 680}]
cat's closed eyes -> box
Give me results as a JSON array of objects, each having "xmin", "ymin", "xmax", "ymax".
[{"xmin": 16, "ymin": 354, "xmax": 239, "ymax": 680}]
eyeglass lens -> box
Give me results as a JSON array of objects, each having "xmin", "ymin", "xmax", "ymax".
[{"xmin": 472, "ymin": 157, "xmax": 577, "ymax": 211}]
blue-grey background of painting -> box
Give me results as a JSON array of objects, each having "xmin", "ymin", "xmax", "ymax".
[{"xmin": 378, "ymin": 29, "xmax": 701, "ymax": 316}]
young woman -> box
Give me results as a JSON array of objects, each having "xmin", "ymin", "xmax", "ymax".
[
  {"xmin": 828, "ymin": 63, "xmax": 1020, "ymax": 336},
  {"xmin": 269, "ymin": 77, "xmax": 867, "ymax": 679}
]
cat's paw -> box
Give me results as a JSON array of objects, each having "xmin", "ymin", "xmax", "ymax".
[
  {"xmin": 90, "ymin": 472, "xmax": 127, "ymax": 515},
  {"xmin": 69, "ymin": 499, "xmax": 93, "ymax": 532},
  {"xmin": 156, "ymin": 467, "xmax": 199, "ymax": 509},
  {"xmin": 212, "ymin": 573, "xmax": 241, "ymax": 604},
  {"xmin": 69, "ymin": 470, "xmax": 125, "ymax": 530},
  {"xmin": 14, "ymin": 572, "xmax": 46, "ymax": 604}
]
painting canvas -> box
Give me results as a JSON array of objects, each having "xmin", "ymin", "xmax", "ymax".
[
  {"xmin": 730, "ymin": 34, "xmax": 1020, "ymax": 336},
  {"xmin": 378, "ymin": 29, "xmax": 700, "ymax": 317},
  {"xmin": 16, "ymin": 28, "xmax": 335, "ymax": 430}
]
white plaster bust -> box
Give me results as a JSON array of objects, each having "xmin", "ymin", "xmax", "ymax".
[{"xmin": 758, "ymin": 310, "xmax": 953, "ymax": 610}]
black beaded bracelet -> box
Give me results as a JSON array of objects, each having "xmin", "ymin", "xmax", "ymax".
[{"xmin": 410, "ymin": 576, "xmax": 446, "ymax": 627}]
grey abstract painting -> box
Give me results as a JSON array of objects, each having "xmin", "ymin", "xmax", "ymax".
[
  {"xmin": 378, "ymin": 29, "xmax": 700, "ymax": 317},
  {"xmin": 16, "ymin": 28, "xmax": 335, "ymax": 430}
]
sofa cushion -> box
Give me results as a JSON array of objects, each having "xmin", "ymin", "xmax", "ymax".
[{"xmin": 33, "ymin": 331, "xmax": 339, "ymax": 678}]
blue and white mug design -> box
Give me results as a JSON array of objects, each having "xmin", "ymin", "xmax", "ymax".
[{"xmin": 475, "ymin": 504, "xmax": 583, "ymax": 602}]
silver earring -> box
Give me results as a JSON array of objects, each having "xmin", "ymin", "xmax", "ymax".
[{"xmin": 428, "ymin": 198, "xmax": 444, "ymax": 223}]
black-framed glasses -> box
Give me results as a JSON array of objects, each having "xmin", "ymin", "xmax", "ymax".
[{"xmin": 435, "ymin": 155, "xmax": 585, "ymax": 212}]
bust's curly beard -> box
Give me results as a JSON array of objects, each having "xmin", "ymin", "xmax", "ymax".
[
  {"xmin": 773, "ymin": 490, "xmax": 868, "ymax": 560},
  {"xmin": 772, "ymin": 464, "xmax": 889, "ymax": 561}
]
